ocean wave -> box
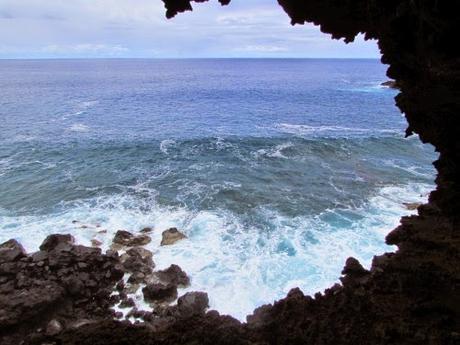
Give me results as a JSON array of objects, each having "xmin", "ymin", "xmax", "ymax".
[
  {"xmin": 276, "ymin": 123, "xmax": 400, "ymax": 137},
  {"xmin": 160, "ymin": 139, "xmax": 176, "ymax": 155},
  {"xmin": 68, "ymin": 123, "xmax": 90, "ymax": 132},
  {"xmin": 0, "ymin": 181, "xmax": 433, "ymax": 321}
]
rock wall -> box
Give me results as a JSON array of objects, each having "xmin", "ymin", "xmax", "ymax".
[{"xmin": 1, "ymin": 1, "xmax": 459, "ymax": 344}]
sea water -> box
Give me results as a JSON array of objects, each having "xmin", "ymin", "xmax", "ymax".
[{"xmin": 0, "ymin": 59, "xmax": 436, "ymax": 320}]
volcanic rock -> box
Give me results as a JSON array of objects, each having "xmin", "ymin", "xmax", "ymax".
[
  {"xmin": 0, "ymin": 239, "xmax": 26, "ymax": 263},
  {"xmin": 112, "ymin": 230, "xmax": 151, "ymax": 247},
  {"xmin": 160, "ymin": 228, "xmax": 186, "ymax": 246},
  {"xmin": 177, "ymin": 292, "xmax": 209, "ymax": 317},
  {"xmin": 155, "ymin": 264, "xmax": 190, "ymax": 287},
  {"xmin": 142, "ymin": 283, "xmax": 178, "ymax": 303}
]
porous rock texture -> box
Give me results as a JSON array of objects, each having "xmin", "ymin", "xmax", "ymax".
[{"xmin": 1, "ymin": 1, "xmax": 459, "ymax": 344}]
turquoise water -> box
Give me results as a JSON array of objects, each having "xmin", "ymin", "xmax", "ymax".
[{"xmin": 0, "ymin": 59, "xmax": 436, "ymax": 319}]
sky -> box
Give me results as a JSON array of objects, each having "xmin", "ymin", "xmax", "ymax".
[{"xmin": 0, "ymin": 0, "xmax": 381, "ymax": 59}]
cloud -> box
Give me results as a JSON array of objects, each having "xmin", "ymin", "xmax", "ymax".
[
  {"xmin": 41, "ymin": 44, "xmax": 129, "ymax": 55},
  {"xmin": 236, "ymin": 45, "xmax": 288, "ymax": 53},
  {"xmin": 0, "ymin": 0, "xmax": 381, "ymax": 58}
]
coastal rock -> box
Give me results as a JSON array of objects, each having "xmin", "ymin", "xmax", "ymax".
[
  {"xmin": 142, "ymin": 283, "xmax": 178, "ymax": 303},
  {"xmin": 39, "ymin": 234, "xmax": 75, "ymax": 251},
  {"xmin": 381, "ymin": 80, "xmax": 400, "ymax": 89},
  {"xmin": 155, "ymin": 264, "xmax": 190, "ymax": 287},
  {"xmin": 177, "ymin": 292, "xmax": 209, "ymax": 317},
  {"xmin": 160, "ymin": 228, "xmax": 186, "ymax": 246},
  {"xmin": 0, "ymin": 239, "xmax": 26, "ymax": 263},
  {"xmin": 112, "ymin": 230, "xmax": 151, "ymax": 247},
  {"xmin": 140, "ymin": 227, "xmax": 153, "ymax": 234}
]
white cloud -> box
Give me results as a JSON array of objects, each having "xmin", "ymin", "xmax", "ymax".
[
  {"xmin": 41, "ymin": 44, "xmax": 129, "ymax": 55},
  {"xmin": 236, "ymin": 45, "xmax": 288, "ymax": 53},
  {"xmin": 0, "ymin": 0, "xmax": 381, "ymax": 58}
]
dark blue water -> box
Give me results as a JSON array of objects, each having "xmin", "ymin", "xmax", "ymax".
[{"xmin": 0, "ymin": 59, "xmax": 436, "ymax": 319}]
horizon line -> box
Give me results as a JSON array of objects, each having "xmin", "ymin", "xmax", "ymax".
[{"xmin": 0, "ymin": 56, "xmax": 382, "ymax": 61}]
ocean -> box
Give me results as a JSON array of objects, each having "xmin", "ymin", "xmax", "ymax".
[{"xmin": 0, "ymin": 58, "xmax": 436, "ymax": 320}]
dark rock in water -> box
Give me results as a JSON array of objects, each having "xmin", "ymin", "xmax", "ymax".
[
  {"xmin": 160, "ymin": 228, "xmax": 186, "ymax": 246},
  {"xmin": 140, "ymin": 227, "xmax": 153, "ymax": 234},
  {"xmin": 381, "ymin": 80, "xmax": 400, "ymax": 89},
  {"xmin": 156, "ymin": 264, "xmax": 190, "ymax": 287},
  {"xmin": 112, "ymin": 230, "xmax": 134, "ymax": 245},
  {"xmin": 142, "ymin": 283, "xmax": 178, "ymax": 303},
  {"xmin": 39, "ymin": 234, "xmax": 74, "ymax": 251},
  {"xmin": 177, "ymin": 292, "xmax": 209, "ymax": 317},
  {"xmin": 112, "ymin": 230, "xmax": 151, "ymax": 247},
  {"xmin": 0, "ymin": 239, "xmax": 26, "ymax": 263}
]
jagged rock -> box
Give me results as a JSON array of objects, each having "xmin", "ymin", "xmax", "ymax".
[
  {"xmin": 381, "ymin": 80, "xmax": 400, "ymax": 89},
  {"xmin": 0, "ymin": 239, "xmax": 26, "ymax": 263},
  {"xmin": 160, "ymin": 228, "xmax": 186, "ymax": 246},
  {"xmin": 142, "ymin": 283, "xmax": 178, "ymax": 303},
  {"xmin": 177, "ymin": 292, "xmax": 209, "ymax": 317},
  {"xmin": 112, "ymin": 230, "xmax": 151, "ymax": 247},
  {"xmin": 155, "ymin": 264, "xmax": 190, "ymax": 287},
  {"xmin": 39, "ymin": 234, "xmax": 74, "ymax": 251}
]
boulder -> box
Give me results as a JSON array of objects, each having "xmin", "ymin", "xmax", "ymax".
[
  {"xmin": 177, "ymin": 292, "xmax": 209, "ymax": 317},
  {"xmin": 0, "ymin": 239, "xmax": 26, "ymax": 263},
  {"xmin": 39, "ymin": 234, "xmax": 74, "ymax": 251},
  {"xmin": 160, "ymin": 228, "xmax": 186, "ymax": 246},
  {"xmin": 112, "ymin": 230, "xmax": 151, "ymax": 247},
  {"xmin": 156, "ymin": 264, "xmax": 190, "ymax": 287},
  {"xmin": 142, "ymin": 283, "xmax": 178, "ymax": 303}
]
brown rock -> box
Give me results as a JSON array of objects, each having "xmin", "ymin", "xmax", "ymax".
[
  {"xmin": 113, "ymin": 230, "xmax": 151, "ymax": 247},
  {"xmin": 156, "ymin": 264, "xmax": 190, "ymax": 287},
  {"xmin": 160, "ymin": 228, "xmax": 186, "ymax": 246},
  {"xmin": 142, "ymin": 283, "xmax": 178, "ymax": 303},
  {"xmin": 39, "ymin": 234, "xmax": 75, "ymax": 251},
  {"xmin": 0, "ymin": 239, "xmax": 26, "ymax": 263}
]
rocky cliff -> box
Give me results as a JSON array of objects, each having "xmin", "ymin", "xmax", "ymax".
[{"xmin": 1, "ymin": 1, "xmax": 459, "ymax": 344}]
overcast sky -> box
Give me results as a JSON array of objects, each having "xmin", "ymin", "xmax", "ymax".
[{"xmin": 0, "ymin": 0, "xmax": 381, "ymax": 59}]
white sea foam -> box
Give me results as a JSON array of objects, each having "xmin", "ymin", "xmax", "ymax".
[
  {"xmin": 256, "ymin": 142, "xmax": 294, "ymax": 159},
  {"xmin": 69, "ymin": 123, "xmax": 90, "ymax": 132},
  {"xmin": 276, "ymin": 123, "xmax": 399, "ymax": 137},
  {"xmin": 0, "ymin": 182, "xmax": 433, "ymax": 321},
  {"xmin": 160, "ymin": 139, "xmax": 176, "ymax": 155}
]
